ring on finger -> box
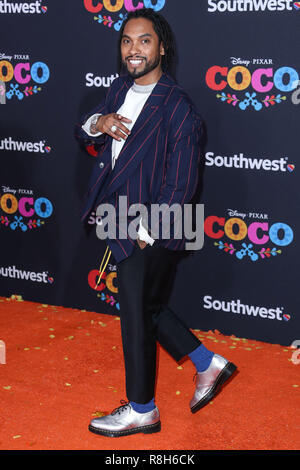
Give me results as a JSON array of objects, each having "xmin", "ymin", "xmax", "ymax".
[{"xmin": 111, "ymin": 124, "xmax": 117, "ymax": 133}]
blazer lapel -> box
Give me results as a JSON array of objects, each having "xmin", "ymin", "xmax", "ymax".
[{"xmin": 102, "ymin": 73, "xmax": 175, "ymax": 201}]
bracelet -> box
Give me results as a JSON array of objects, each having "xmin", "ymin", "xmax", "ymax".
[{"xmin": 90, "ymin": 115, "xmax": 101, "ymax": 135}]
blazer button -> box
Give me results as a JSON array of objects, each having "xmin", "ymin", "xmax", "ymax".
[{"xmin": 99, "ymin": 162, "xmax": 104, "ymax": 168}]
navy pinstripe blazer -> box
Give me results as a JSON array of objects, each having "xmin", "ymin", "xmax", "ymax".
[{"xmin": 75, "ymin": 72, "xmax": 203, "ymax": 263}]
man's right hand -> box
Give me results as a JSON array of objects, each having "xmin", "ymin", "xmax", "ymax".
[{"xmin": 95, "ymin": 113, "xmax": 132, "ymax": 141}]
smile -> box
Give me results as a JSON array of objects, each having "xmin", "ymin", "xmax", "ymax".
[{"xmin": 128, "ymin": 59, "xmax": 144, "ymax": 66}]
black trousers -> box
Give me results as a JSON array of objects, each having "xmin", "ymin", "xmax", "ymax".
[{"xmin": 117, "ymin": 243, "xmax": 201, "ymax": 404}]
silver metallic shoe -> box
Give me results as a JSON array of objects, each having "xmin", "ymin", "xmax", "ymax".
[
  {"xmin": 190, "ymin": 354, "xmax": 237, "ymax": 414},
  {"xmin": 88, "ymin": 401, "xmax": 161, "ymax": 437}
]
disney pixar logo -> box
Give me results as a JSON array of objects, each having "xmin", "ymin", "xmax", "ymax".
[
  {"xmin": 0, "ymin": 1, "xmax": 48, "ymax": 14},
  {"xmin": 0, "ymin": 53, "xmax": 50, "ymax": 103},
  {"xmin": 205, "ymin": 58, "xmax": 300, "ymax": 111},
  {"xmin": 83, "ymin": 0, "xmax": 166, "ymax": 31},
  {"xmin": 204, "ymin": 209, "xmax": 294, "ymax": 262}
]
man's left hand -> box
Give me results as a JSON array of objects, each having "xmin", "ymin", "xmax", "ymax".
[{"xmin": 137, "ymin": 238, "xmax": 148, "ymax": 250}]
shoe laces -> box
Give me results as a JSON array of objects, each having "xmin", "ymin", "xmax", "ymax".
[{"xmin": 111, "ymin": 400, "xmax": 131, "ymax": 416}]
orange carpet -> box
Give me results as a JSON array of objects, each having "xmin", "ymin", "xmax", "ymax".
[{"xmin": 0, "ymin": 295, "xmax": 299, "ymax": 451}]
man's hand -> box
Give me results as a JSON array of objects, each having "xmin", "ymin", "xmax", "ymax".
[
  {"xmin": 95, "ymin": 113, "xmax": 132, "ymax": 141},
  {"xmin": 137, "ymin": 238, "xmax": 148, "ymax": 250}
]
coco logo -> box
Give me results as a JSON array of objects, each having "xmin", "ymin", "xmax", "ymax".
[
  {"xmin": 205, "ymin": 59, "xmax": 300, "ymax": 111},
  {"xmin": 0, "ymin": 55, "xmax": 50, "ymax": 103},
  {"xmin": 0, "ymin": 186, "xmax": 53, "ymax": 232},
  {"xmin": 204, "ymin": 211, "xmax": 294, "ymax": 261},
  {"xmin": 88, "ymin": 265, "xmax": 120, "ymax": 310},
  {"xmin": 84, "ymin": 0, "xmax": 166, "ymax": 31}
]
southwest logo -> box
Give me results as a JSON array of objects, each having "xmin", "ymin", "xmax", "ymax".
[
  {"xmin": 0, "ymin": 137, "xmax": 51, "ymax": 154},
  {"xmin": 0, "ymin": 266, "xmax": 54, "ymax": 285},
  {"xmin": 0, "ymin": 1, "xmax": 48, "ymax": 14},
  {"xmin": 208, "ymin": 0, "xmax": 300, "ymax": 13},
  {"xmin": 205, "ymin": 151, "xmax": 295, "ymax": 174},
  {"xmin": 204, "ymin": 295, "xmax": 290, "ymax": 323}
]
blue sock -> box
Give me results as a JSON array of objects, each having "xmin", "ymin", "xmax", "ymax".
[
  {"xmin": 130, "ymin": 398, "xmax": 155, "ymax": 413},
  {"xmin": 188, "ymin": 344, "xmax": 214, "ymax": 372}
]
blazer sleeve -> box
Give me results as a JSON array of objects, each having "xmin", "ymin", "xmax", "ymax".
[{"xmin": 148, "ymin": 98, "xmax": 203, "ymax": 240}]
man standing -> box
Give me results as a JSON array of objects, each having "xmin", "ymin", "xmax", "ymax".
[{"xmin": 75, "ymin": 8, "xmax": 237, "ymax": 437}]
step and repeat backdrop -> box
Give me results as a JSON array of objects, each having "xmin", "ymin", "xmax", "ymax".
[{"xmin": 0, "ymin": 0, "xmax": 299, "ymax": 346}]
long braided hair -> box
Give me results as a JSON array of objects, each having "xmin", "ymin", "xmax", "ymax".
[{"xmin": 117, "ymin": 8, "xmax": 176, "ymax": 75}]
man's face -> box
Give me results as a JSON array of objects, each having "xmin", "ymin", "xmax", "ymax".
[{"xmin": 121, "ymin": 18, "xmax": 165, "ymax": 80}]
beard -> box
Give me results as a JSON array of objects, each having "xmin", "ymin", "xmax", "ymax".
[{"xmin": 122, "ymin": 52, "xmax": 161, "ymax": 79}]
